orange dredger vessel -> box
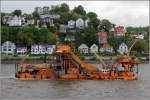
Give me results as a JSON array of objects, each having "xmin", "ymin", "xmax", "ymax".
[{"xmin": 15, "ymin": 42, "xmax": 140, "ymax": 80}]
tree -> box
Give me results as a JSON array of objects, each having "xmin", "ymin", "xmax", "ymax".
[
  {"xmin": 132, "ymin": 39, "xmax": 149, "ymax": 53},
  {"xmin": 88, "ymin": 18, "xmax": 100, "ymax": 31},
  {"xmin": 99, "ymin": 19, "xmax": 112, "ymax": 32},
  {"xmin": 1, "ymin": 12, "xmax": 7, "ymax": 25},
  {"xmin": 108, "ymin": 34, "xmax": 130, "ymax": 53},
  {"xmin": 86, "ymin": 12, "xmax": 100, "ymax": 31},
  {"xmin": 32, "ymin": 11, "xmax": 40, "ymax": 25},
  {"xmin": 17, "ymin": 27, "xmax": 35, "ymax": 46},
  {"xmin": 87, "ymin": 12, "xmax": 97, "ymax": 19},
  {"xmin": 13, "ymin": 10, "xmax": 22, "ymax": 16},
  {"xmin": 75, "ymin": 27, "xmax": 98, "ymax": 47},
  {"xmin": 59, "ymin": 12, "xmax": 71, "ymax": 24},
  {"xmin": 70, "ymin": 11, "xmax": 82, "ymax": 20},
  {"xmin": 1, "ymin": 26, "xmax": 10, "ymax": 43},
  {"xmin": 60, "ymin": 3, "xmax": 69, "ymax": 12},
  {"xmin": 73, "ymin": 5, "xmax": 86, "ymax": 15},
  {"xmin": 32, "ymin": 11, "xmax": 40, "ymax": 20}
]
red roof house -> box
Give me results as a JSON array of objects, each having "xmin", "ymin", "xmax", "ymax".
[
  {"xmin": 97, "ymin": 32, "xmax": 108, "ymax": 44},
  {"xmin": 113, "ymin": 26, "xmax": 126, "ymax": 37}
]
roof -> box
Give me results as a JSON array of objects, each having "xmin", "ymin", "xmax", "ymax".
[
  {"xmin": 76, "ymin": 18, "xmax": 84, "ymax": 22},
  {"xmin": 68, "ymin": 20, "xmax": 75, "ymax": 23},
  {"xmin": 119, "ymin": 42, "xmax": 128, "ymax": 47},
  {"xmin": 16, "ymin": 45, "xmax": 27, "ymax": 48},
  {"xmin": 2, "ymin": 41, "xmax": 15, "ymax": 45},
  {"xmin": 90, "ymin": 44, "xmax": 98, "ymax": 49},
  {"xmin": 114, "ymin": 26, "xmax": 124, "ymax": 33},
  {"xmin": 100, "ymin": 43, "xmax": 113, "ymax": 49},
  {"xmin": 78, "ymin": 44, "xmax": 88, "ymax": 49}
]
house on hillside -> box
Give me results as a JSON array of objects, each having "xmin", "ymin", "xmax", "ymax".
[
  {"xmin": 26, "ymin": 19, "xmax": 35, "ymax": 25},
  {"xmin": 64, "ymin": 35, "xmax": 75, "ymax": 41},
  {"xmin": 38, "ymin": 44, "xmax": 47, "ymax": 54},
  {"xmin": 76, "ymin": 18, "xmax": 84, "ymax": 29},
  {"xmin": 99, "ymin": 43, "xmax": 113, "ymax": 53},
  {"xmin": 68, "ymin": 20, "xmax": 76, "ymax": 29},
  {"xmin": 47, "ymin": 45, "xmax": 56, "ymax": 54},
  {"xmin": 16, "ymin": 46, "xmax": 27, "ymax": 55},
  {"xmin": 78, "ymin": 44, "xmax": 89, "ymax": 54},
  {"xmin": 59, "ymin": 24, "xmax": 68, "ymax": 33},
  {"xmin": 31, "ymin": 44, "xmax": 39, "ymax": 54},
  {"xmin": 112, "ymin": 26, "xmax": 126, "ymax": 37},
  {"xmin": 90, "ymin": 44, "xmax": 98, "ymax": 53},
  {"xmin": 43, "ymin": 6, "xmax": 50, "ymax": 15},
  {"xmin": 1, "ymin": 41, "xmax": 16, "ymax": 55},
  {"xmin": 136, "ymin": 34, "xmax": 144, "ymax": 39},
  {"xmin": 40, "ymin": 16, "xmax": 54, "ymax": 27},
  {"xmin": 97, "ymin": 32, "xmax": 108, "ymax": 44},
  {"xmin": 31, "ymin": 44, "xmax": 56, "ymax": 55},
  {"xmin": 118, "ymin": 42, "xmax": 128, "ymax": 54},
  {"xmin": 7, "ymin": 16, "xmax": 22, "ymax": 26}
]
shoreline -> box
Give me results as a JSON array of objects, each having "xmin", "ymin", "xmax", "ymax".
[
  {"xmin": 1, "ymin": 59, "xmax": 149, "ymax": 64},
  {"xmin": 1, "ymin": 55, "xmax": 149, "ymax": 64}
]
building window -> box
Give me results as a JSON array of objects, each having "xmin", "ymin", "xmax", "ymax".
[{"xmin": 8, "ymin": 49, "xmax": 11, "ymax": 51}]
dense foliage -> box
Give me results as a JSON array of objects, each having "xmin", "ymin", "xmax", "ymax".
[{"xmin": 1, "ymin": 26, "xmax": 55, "ymax": 46}]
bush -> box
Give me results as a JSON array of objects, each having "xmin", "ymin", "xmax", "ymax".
[
  {"xmin": 79, "ymin": 55, "xmax": 85, "ymax": 60},
  {"xmin": 90, "ymin": 56, "xmax": 96, "ymax": 60}
]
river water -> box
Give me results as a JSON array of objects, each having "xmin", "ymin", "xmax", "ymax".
[{"xmin": 0, "ymin": 63, "xmax": 150, "ymax": 100}]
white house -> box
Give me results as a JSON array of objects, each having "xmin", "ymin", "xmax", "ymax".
[
  {"xmin": 26, "ymin": 19, "xmax": 35, "ymax": 25},
  {"xmin": 78, "ymin": 44, "xmax": 89, "ymax": 54},
  {"xmin": 76, "ymin": 18, "xmax": 84, "ymax": 29},
  {"xmin": 7, "ymin": 16, "xmax": 22, "ymax": 26},
  {"xmin": 99, "ymin": 43, "xmax": 113, "ymax": 53},
  {"xmin": 47, "ymin": 45, "xmax": 56, "ymax": 54},
  {"xmin": 118, "ymin": 43, "xmax": 128, "ymax": 54},
  {"xmin": 31, "ymin": 44, "xmax": 39, "ymax": 54},
  {"xmin": 68, "ymin": 20, "xmax": 75, "ymax": 29},
  {"xmin": 90, "ymin": 44, "xmax": 98, "ymax": 53},
  {"xmin": 31, "ymin": 44, "xmax": 56, "ymax": 55},
  {"xmin": 64, "ymin": 35, "xmax": 75, "ymax": 41},
  {"xmin": 136, "ymin": 34, "xmax": 144, "ymax": 39},
  {"xmin": 38, "ymin": 44, "xmax": 47, "ymax": 54},
  {"xmin": 16, "ymin": 46, "xmax": 27, "ymax": 55},
  {"xmin": 1, "ymin": 41, "xmax": 16, "ymax": 55}
]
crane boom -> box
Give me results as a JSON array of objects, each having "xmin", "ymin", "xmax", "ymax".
[
  {"xmin": 127, "ymin": 40, "xmax": 137, "ymax": 56},
  {"xmin": 92, "ymin": 52, "xmax": 107, "ymax": 66}
]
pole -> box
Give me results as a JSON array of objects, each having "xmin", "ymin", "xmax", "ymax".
[{"xmin": 44, "ymin": 53, "xmax": 47, "ymax": 63}]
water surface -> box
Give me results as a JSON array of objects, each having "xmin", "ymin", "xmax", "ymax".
[{"xmin": 0, "ymin": 63, "xmax": 150, "ymax": 100}]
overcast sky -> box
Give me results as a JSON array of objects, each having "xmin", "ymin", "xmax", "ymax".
[{"xmin": 1, "ymin": 1, "xmax": 149, "ymax": 27}]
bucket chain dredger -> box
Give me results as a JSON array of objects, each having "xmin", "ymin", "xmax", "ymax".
[{"xmin": 15, "ymin": 44, "xmax": 140, "ymax": 80}]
